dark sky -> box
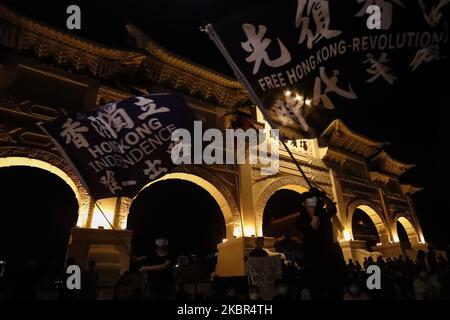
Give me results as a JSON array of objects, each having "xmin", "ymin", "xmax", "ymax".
[{"xmin": 2, "ymin": 0, "xmax": 450, "ymax": 247}]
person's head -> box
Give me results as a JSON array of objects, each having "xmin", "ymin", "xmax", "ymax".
[
  {"xmin": 348, "ymin": 259, "xmax": 353, "ymax": 263},
  {"xmin": 248, "ymin": 285, "xmax": 261, "ymax": 300},
  {"xmin": 255, "ymin": 237, "xmax": 265, "ymax": 250},
  {"xmin": 301, "ymin": 192, "xmax": 317, "ymax": 217},
  {"xmin": 417, "ymin": 250, "xmax": 426, "ymax": 261},
  {"xmin": 368, "ymin": 256, "xmax": 374, "ymax": 263},
  {"xmin": 155, "ymin": 238, "xmax": 168, "ymax": 252}
]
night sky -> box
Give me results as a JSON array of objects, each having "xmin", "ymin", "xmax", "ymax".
[{"xmin": 1, "ymin": 0, "xmax": 450, "ymax": 249}]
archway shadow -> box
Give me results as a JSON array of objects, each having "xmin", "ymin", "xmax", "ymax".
[{"xmin": 127, "ymin": 179, "xmax": 226, "ymax": 260}]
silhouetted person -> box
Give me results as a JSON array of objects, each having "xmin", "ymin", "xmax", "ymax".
[
  {"xmin": 416, "ymin": 250, "xmax": 428, "ymax": 272},
  {"xmin": 427, "ymin": 246, "xmax": 439, "ymax": 274},
  {"xmin": 114, "ymin": 256, "xmax": 147, "ymax": 300},
  {"xmin": 249, "ymin": 237, "xmax": 268, "ymax": 257},
  {"xmin": 414, "ymin": 268, "xmax": 432, "ymax": 300},
  {"xmin": 363, "ymin": 257, "xmax": 369, "ymax": 270},
  {"xmin": 80, "ymin": 260, "xmax": 98, "ymax": 300},
  {"xmin": 376, "ymin": 255, "xmax": 385, "ymax": 270},
  {"xmin": 405, "ymin": 256, "xmax": 415, "ymax": 277},
  {"xmin": 139, "ymin": 238, "xmax": 174, "ymax": 300},
  {"xmin": 347, "ymin": 259, "xmax": 355, "ymax": 272},
  {"xmin": 297, "ymin": 188, "xmax": 347, "ymax": 300},
  {"xmin": 394, "ymin": 269, "xmax": 415, "ymax": 300}
]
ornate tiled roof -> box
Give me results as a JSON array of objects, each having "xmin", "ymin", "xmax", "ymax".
[
  {"xmin": 126, "ymin": 24, "xmax": 248, "ymax": 108},
  {"xmin": 401, "ymin": 184, "xmax": 423, "ymax": 195},
  {"xmin": 0, "ymin": 5, "xmax": 146, "ymax": 78},
  {"xmin": 0, "ymin": 5, "xmax": 249, "ymax": 109},
  {"xmin": 319, "ymin": 119, "xmax": 386, "ymax": 158},
  {"xmin": 371, "ymin": 150, "xmax": 416, "ymax": 176}
]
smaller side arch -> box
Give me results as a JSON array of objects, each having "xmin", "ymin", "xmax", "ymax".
[
  {"xmin": 393, "ymin": 213, "xmax": 421, "ymax": 245},
  {"xmin": 255, "ymin": 176, "xmax": 309, "ymax": 236},
  {"xmin": 347, "ymin": 199, "xmax": 391, "ymax": 244}
]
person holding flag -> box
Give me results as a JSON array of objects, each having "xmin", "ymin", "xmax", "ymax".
[{"xmin": 297, "ymin": 187, "xmax": 347, "ymax": 300}]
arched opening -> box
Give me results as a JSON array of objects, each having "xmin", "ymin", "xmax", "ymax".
[
  {"xmin": 0, "ymin": 166, "xmax": 78, "ymax": 295},
  {"xmin": 127, "ymin": 179, "xmax": 226, "ymax": 271},
  {"xmin": 352, "ymin": 208, "xmax": 381, "ymax": 248},
  {"xmin": 136, "ymin": 171, "xmax": 239, "ymax": 238},
  {"xmin": 396, "ymin": 216, "xmax": 419, "ymax": 245},
  {"xmin": 349, "ymin": 203, "xmax": 389, "ymax": 248},
  {"xmin": 396, "ymin": 221, "xmax": 409, "ymax": 243},
  {"xmin": 263, "ymin": 189, "xmax": 304, "ymax": 238},
  {"xmin": 0, "ymin": 155, "xmax": 91, "ymax": 227}
]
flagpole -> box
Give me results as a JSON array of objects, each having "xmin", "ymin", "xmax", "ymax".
[
  {"xmin": 38, "ymin": 122, "xmax": 132, "ymax": 252},
  {"xmin": 94, "ymin": 201, "xmax": 130, "ymax": 252},
  {"xmin": 204, "ymin": 24, "xmax": 313, "ymax": 189}
]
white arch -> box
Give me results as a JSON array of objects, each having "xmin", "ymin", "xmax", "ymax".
[{"xmin": 255, "ymin": 177, "xmax": 310, "ymax": 236}]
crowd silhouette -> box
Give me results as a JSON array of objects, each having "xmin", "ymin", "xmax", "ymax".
[{"xmin": 1, "ymin": 244, "xmax": 449, "ymax": 300}]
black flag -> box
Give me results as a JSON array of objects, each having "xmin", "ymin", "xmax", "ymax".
[
  {"xmin": 38, "ymin": 93, "xmax": 195, "ymax": 200},
  {"xmin": 208, "ymin": 0, "xmax": 449, "ymax": 139}
]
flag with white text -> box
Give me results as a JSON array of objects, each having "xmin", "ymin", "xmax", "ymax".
[
  {"xmin": 38, "ymin": 93, "xmax": 195, "ymax": 199},
  {"xmin": 208, "ymin": 0, "xmax": 449, "ymax": 139}
]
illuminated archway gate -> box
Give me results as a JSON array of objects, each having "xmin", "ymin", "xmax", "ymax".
[{"xmin": 0, "ymin": 6, "xmax": 428, "ymax": 284}]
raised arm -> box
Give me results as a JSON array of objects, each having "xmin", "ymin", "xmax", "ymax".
[
  {"xmin": 140, "ymin": 259, "xmax": 171, "ymax": 272},
  {"xmin": 310, "ymin": 187, "xmax": 337, "ymax": 217}
]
